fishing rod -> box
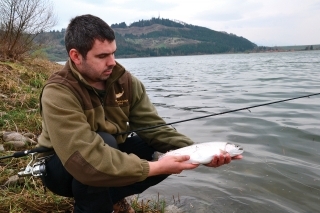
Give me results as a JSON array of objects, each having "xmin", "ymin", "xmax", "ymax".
[
  {"xmin": 1, "ymin": 92, "xmax": 319, "ymax": 160},
  {"xmin": 117, "ymin": 92, "xmax": 320, "ymax": 135},
  {"xmin": 0, "ymin": 146, "xmax": 54, "ymax": 177},
  {"xmin": 0, "ymin": 146, "xmax": 53, "ymax": 161}
]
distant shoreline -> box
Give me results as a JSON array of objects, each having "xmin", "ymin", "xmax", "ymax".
[{"xmin": 54, "ymin": 48, "xmax": 320, "ymax": 63}]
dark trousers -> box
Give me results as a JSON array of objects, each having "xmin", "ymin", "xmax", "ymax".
[{"xmin": 41, "ymin": 132, "xmax": 168, "ymax": 213}]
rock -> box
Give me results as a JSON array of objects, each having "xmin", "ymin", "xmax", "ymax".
[
  {"xmin": 0, "ymin": 93, "xmax": 8, "ymax": 99},
  {"xmin": 0, "ymin": 144, "xmax": 4, "ymax": 152},
  {"xmin": 23, "ymin": 133, "xmax": 36, "ymax": 139},
  {"xmin": 165, "ymin": 205, "xmax": 184, "ymax": 213},
  {"xmin": 3, "ymin": 132, "xmax": 24, "ymax": 141},
  {"xmin": 4, "ymin": 141, "xmax": 26, "ymax": 149},
  {"xmin": 2, "ymin": 132, "xmax": 37, "ymax": 149},
  {"xmin": 3, "ymin": 175, "xmax": 25, "ymax": 186}
]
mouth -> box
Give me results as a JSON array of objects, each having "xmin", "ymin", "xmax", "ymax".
[{"xmin": 104, "ymin": 69, "xmax": 113, "ymax": 75}]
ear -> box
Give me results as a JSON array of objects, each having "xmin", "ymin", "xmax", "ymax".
[{"xmin": 69, "ymin": 49, "xmax": 82, "ymax": 65}]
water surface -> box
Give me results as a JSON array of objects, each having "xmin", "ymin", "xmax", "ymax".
[{"xmin": 117, "ymin": 51, "xmax": 320, "ymax": 213}]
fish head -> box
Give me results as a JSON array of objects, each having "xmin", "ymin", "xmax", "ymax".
[{"xmin": 225, "ymin": 143, "xmax": 244, "ymax": 157}]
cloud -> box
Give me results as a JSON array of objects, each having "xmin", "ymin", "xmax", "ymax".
[
  {"xmin": 192, "ymin": 0, "xmax": 260, "ymax": 22},
  {"xmin": 52, "ymin": 0, "xmax": 179, "ymax": 29},
  {"xmin": 110, "ymin": 0, "xmax": 178, "ymax": 11},
  {"xmin": 51, "ymin": 0, "xmax": 320, "ymax": 46}
]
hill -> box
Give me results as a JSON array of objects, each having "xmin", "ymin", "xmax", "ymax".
[{"xmin": 39, "ymin": 17, "xmax": 257, "ymax": 61}]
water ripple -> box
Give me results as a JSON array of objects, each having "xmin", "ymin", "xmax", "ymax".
[{"xmin": 117, "ymin": 50, "xmax": 320, "ymax": 213}]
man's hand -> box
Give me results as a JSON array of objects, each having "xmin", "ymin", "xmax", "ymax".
[
  {"xmin": 205, "ymin": 153, "xmax": 243, "ymax": 167},
  {"xmin": 148, "ymin": 155, "xmax": 199, "ymax": 176}
]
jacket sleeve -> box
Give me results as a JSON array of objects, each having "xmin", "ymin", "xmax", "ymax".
[
  {"xmin": 129, "ymin": 75, "xmax": 194, "ymax": 153},
  {"xmin": 38, "ymin": 83, "xmax": 149, "ymax": 187}
]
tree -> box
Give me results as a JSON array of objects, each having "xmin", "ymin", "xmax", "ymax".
[{"xmin": 0, "ymin": 0, "xmax": 56, "ymax": 61}]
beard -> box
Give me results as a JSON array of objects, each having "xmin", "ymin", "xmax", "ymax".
[{"xmin": 80, "ymin": 60, "xmax": 112, "ymax": 83}]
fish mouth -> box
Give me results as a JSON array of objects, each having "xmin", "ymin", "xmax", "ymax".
[
  {"xmin": 233, "ymin": 143, "xmax": 243, "ymax": 151},
  {"xmin": 235, "ymin": 144, "xmax": 244, "ymax": 153},
  {"xmin": 226, "ymin": 143, "xmax": 244, "ymax": 156}
]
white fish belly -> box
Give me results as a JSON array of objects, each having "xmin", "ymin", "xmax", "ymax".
[{"xmin": 161, "ymin": 142, "xmax": 228, "ymax": 164}]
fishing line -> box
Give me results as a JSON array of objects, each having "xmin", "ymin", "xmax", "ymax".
[
  {"xmin": 1, "ymin": 93, "xmax": 319, "ymax": 161},
  {"xmin": 117, "ymin": 92, "xmax": 320, "ymax": 135}
]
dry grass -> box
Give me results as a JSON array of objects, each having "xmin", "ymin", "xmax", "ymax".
[
  {"xmin": 0, "ymin": 58, "xmax": 62, "ymax": 134},
  {"xmin": 0, "ymin": 178, "xmax": 74, "ymax": 213},
  {"xmin": 129, "ymin": 194, "xmax": 166, "ymax": 213},
  {"xmin": 0, "ymin": 140, "xmax": 74, "ymax": 213},
  {"xmin": 0, "ymin": 58, "xmax": 72, "ymax": 213}
]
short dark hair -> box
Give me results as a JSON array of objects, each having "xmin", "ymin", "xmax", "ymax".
[{"xmin": 65, "ymin": 14, "xmax": 115, "ymax": 58}]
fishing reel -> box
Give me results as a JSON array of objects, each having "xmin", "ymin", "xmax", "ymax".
[
  {"xmin": 18, "ymin": 153, "xmax": 50, "ymax": 177},
  {"xmin": 0, "ymin": 146, "xmax": 53, "ymax": 177}
]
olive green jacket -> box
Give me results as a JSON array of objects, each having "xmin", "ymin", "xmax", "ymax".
[{"xmin": 38, "ymin": 59, "xmax": 193, "ymax": 187}]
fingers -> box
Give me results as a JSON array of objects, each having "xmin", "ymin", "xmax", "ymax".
[
  {"xmin": 174, "ymin": 155, "xmax": 190, "ymax": 162},
  {"xmin": 206, "ymin": 153, "xmax": 232, "ymax": 167},
  {"xmin": 224, "ymin": 154, "xmax": 232, "ymax": 164},
  {"xmin": 174, "ymin": 155, "xmax": 199, "ymax": 169},
  {"xmin": 158, "ymin": 155, "xmax": 199, "ymax": 174},
  {"xmin": 210, "ymin": 156, "xmax": 220, "ymax": 167},
  {"xmin": 232, "ymin": 155, "xmax": 243, "ymax": 160}
]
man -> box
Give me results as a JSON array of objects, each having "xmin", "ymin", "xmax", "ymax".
[{"xmin": 38, "ymin": 14, "xmax": 241, "ymax": 213}]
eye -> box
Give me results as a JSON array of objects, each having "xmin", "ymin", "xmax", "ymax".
[{"xmin": 97, "ymin": 54, "xmax": 106, "ymax": 59}]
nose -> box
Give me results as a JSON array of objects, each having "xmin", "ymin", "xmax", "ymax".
[{"xmin": 106, "ymin": 54, "xmax": 116, "ymax": 67}]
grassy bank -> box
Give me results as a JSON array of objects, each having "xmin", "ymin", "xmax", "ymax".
[
  {"xmin": 0, "ymin": 58, "xmax": 74, "ymax": 212},
  {"xmin": 0, "ymin": 59, "xmax": 62, "ymax": 134},
  {"xmin": 0, "ymin": 59, "xmax": 168, "ymax": 213}
]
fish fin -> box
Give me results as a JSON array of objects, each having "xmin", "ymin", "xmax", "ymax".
[
  {"xmin": 220, "ymin": 149, "xmax": 227, "ymax": 155},
  {"xmin": 153, "ymin": 151, "xmax": 164, "ymax": 161}
]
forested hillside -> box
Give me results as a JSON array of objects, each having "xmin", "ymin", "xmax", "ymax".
[{"xmin": 40, "ymin": 17, "xmax": 257, "ymax": 61}]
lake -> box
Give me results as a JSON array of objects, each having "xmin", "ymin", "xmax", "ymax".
[{"xmin": 115, "ymin": 51, "xmax": 320, "ymax": 213}]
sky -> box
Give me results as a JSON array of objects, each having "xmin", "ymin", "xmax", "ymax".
[{"xmin": 51, "ymin": 0, "xmax": 320, "ymax": 46}]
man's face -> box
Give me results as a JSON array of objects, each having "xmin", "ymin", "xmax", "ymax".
[{"xmin": 76, "ymin": 39, "xmax": 117, "ymax": 87}]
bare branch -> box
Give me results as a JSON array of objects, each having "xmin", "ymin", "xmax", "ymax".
[{"xmin": 0, "ymin": 0, "xmax": 57, "ymax": 60}]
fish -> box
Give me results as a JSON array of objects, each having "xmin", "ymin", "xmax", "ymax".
[{"xmin": 159, "ymin": 142, "xmax": 243, "ymax": 164}]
